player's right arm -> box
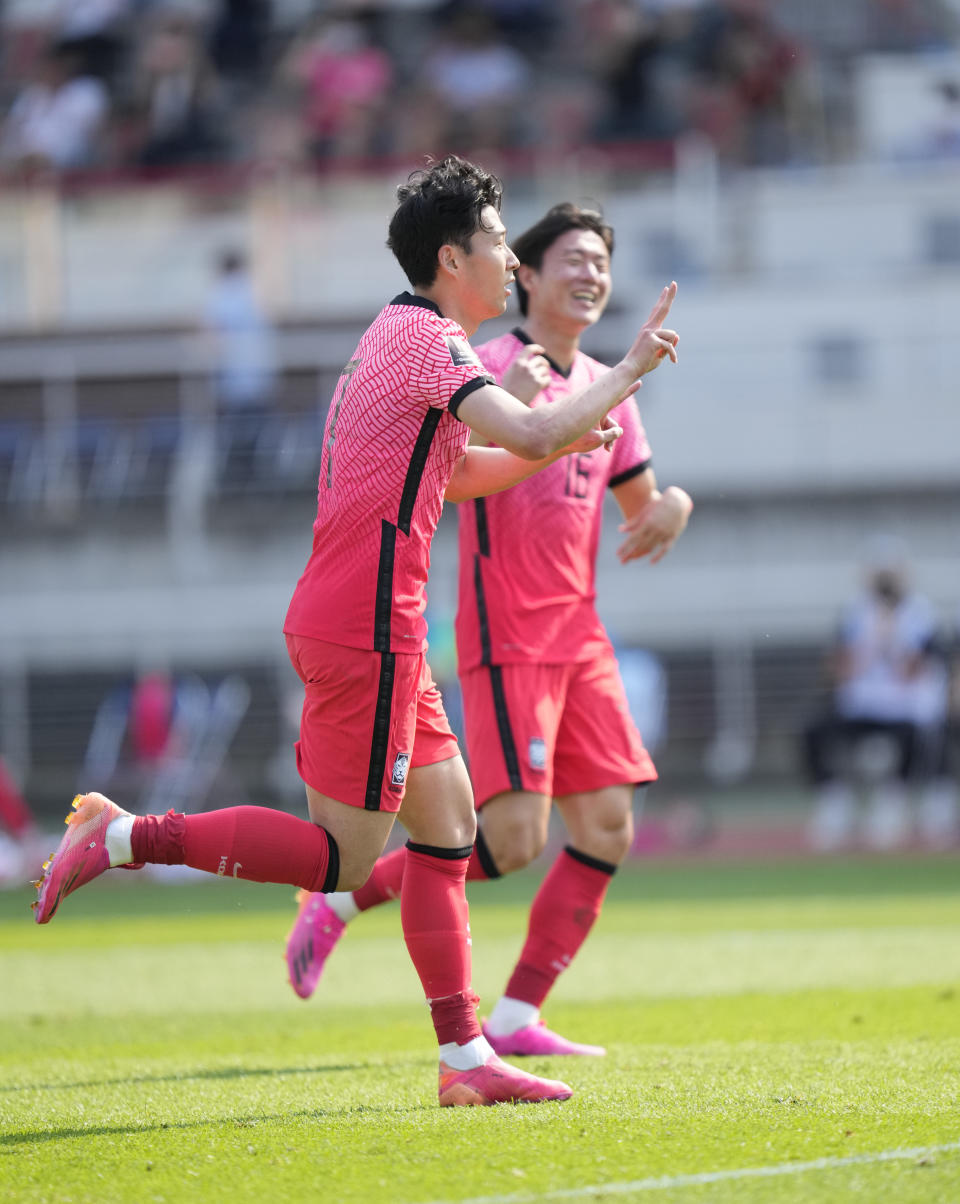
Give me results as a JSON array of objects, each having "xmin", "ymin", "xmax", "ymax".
[{"xmin": 456, "ymin": 282, "xmax": 678, "ymax": 460}]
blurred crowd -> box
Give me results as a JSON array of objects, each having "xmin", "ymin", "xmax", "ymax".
[{"xmin": 0, "ymin": 0, "xmax": 958, "ymax": 179}]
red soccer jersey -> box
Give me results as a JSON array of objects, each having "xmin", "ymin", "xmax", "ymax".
[
  {"xmin": 456, "ymin": 329, "xmax": 652, "ymax": 671},
  {"xmin": 285, "ymin": 293, "xmax": 492, "ymax": 653}
]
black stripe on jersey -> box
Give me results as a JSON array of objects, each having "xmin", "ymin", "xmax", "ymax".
[
  {"xmin": 364, "ymin": 651, "xmax": 396, "ymax": 810},
  {"xmin": 609, "ymin": 459, "xmax": 651, "ymax": 489},
  {"xmin": 473, "ymin": 553, "xmax": 492, "ymax": 667},
  {"xmin": 475, "ymin": 497, "xmax": 490, "ymax": 557},
  {"xmin": 374, "ymin": 519, "xmax": 396, "ymax": 653},
  {"xmin": 512, "ymin": 327, "xmax": 571, "ymax": 379},
  {"xmin": 397, "ymin": 408, "xmax": 442, "ymax": 536},
  {"xmin": 449, "ymin": 374, "xmax": 495, "ymax": 421},
  {"xmin": 488, "ymin": 665, "xmax": 523, "ymax": 793}
]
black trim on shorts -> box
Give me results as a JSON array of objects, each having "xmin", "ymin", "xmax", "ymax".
[
  {"xmin": 373, "ymin": 520, "xmax": 395, "ymax": 653},
  {"xmin": 474, "ymin": 497, "xmax": 490, "ymax": 557},
  {"xmin": 565, "ymin": 844, "xmax": 618, "ymax": 876},
  {"xmin": 474, "ymin": 826, "xmax": 502, "ymax": 879},
  {"xmin": 406, "ymin": 840, "xmax": 473, "ymax": 861},
  {"xmin": 398, "ymin": 408, "xmax": 442, "ymax": 535},
  {"xmin": 364, "ymin": 651, "xmax": 396, "ymax": 810},
  {"xmin": 609, "ymin": 460, "xmax": 652, "ymax": 489},
  {"xmin": 449, "ymin": 374, "xmax": 495, "ymax": 421},
  {"xmin": 321, "ymin": 829, "xmax": 341, "ymax": 892},
  {"xmin": 488, "ymin": 665, "xmax": 523, "ymax": 793},
  {"xmin": 473, "ymin": 553, "xmax": 492, "ymax": 666}
]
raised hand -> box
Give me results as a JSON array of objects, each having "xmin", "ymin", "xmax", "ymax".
[
  {"xmin": 623, "ymin": 281, "xmax": 679, "ymax": 380},
  {"xmin": 501, "ymin": 343, "xmax": 553, "ymax": 405},
  {"xmin": 566, "ymin": 414, "xmax": 623, "ymax": 456}
]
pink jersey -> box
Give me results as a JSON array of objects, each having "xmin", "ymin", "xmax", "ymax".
[
  {"xmin": 285, "ymin": 294, "xmax": 492, "ymax": 653},
  {"xmin": 456, "ymin": 329, "xmax": 652, "ymax": 671}
]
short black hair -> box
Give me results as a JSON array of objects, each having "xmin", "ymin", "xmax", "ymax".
[
  {"xmin": 387, "ymin": 155, "xmax": 504, "ymax": 289},
  {"xmin": 511, "ymin": 203, "xmax": 614, "ymax": 316}
]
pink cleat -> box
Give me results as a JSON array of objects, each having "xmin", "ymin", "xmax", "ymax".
[
  {"xmin": 438, "ymin": 1054, "xmax": 572, "ymax": 1106},
  {"xmin": 482, "ymin": 1019, "xmax": 606, "ymax": 1058},
  {"xmin": 286, "ymin": 890, "xmax": 345, "ymax": 1000},
  {"xmin": 32, "ymin": 792, "xmax": 133, "ymax": 924}
]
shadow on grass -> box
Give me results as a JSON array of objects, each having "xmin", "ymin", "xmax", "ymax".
[
  {"xmin": 0, "ymin": 1060, "xmax": 393, "ymax": 1095},
  {"xmin": 0, "ymin": 1099, "xmax": 429, "ymax": 1147}
]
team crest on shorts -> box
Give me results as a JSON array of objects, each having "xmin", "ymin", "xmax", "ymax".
[
  {"xmin": 391, "ymin": 752, "xmax": 411, "ymax": 787},
  {"xmin": 528, "ymin": 737, "xmax": 547, "ymax": 772}
]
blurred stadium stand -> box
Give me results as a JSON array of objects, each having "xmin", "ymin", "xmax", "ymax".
[{"xmin": 1, "ymin": 2, "xmax": 958, "ymax": 826}]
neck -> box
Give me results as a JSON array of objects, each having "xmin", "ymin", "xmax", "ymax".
[
  {"xmin": 414, "ymin": 286, "xmax": 479, "ymax": 336},
  {"xmin": 519, "ymin": 315, "xmax": 582, "ymax": 372}
]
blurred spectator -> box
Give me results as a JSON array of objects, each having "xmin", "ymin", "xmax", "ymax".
[
  {"xmin": 0, "ymin": 39, "xmax": 109, "ymax": 173},
  {"xmin": 208, "ymin": 0, "xmax": 273, "ymax": 91},
  {"xmin": 406, "ymin": 5, "xmax": 533, "ymax": 153},
  {"xmin": 0, "ymin": 755, "xmax": 43, "ymax": 887},
  {"xmin": 128, "ymin": 12, "xmax": 227, "ymax": 167},
  {"xmin": 278, "ymin": 13, "xmax": 393, "ymax": 160},
  {"xmin": 803, "ymin": 538, "xmax": 953, "ymax": 851},
  {"xmin": 55, "ymin": 0, "xmax": 134, "ymax": 84},
  {"xmin": 203, "ymin": 247, "xmax": 278, "ymax": 491}
]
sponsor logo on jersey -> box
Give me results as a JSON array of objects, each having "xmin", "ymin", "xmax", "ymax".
[
  {"xmin": 391, "ymin": 752, "xmax": 411, "ymax": 787},
  {"xmin": 528, "ymin": 737, "xmax": 547, "ymax": 772},
  {"xmin": 445, "ymin": 336, "xmax": 480, "ymax": 368}
]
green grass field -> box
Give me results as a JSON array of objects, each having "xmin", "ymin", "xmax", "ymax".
[{"xmin": 2, "ymin": 856, "xmax": 960, "ymax": 1203}]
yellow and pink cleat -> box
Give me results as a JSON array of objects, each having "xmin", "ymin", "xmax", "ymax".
[
  {"xmin": 438, "ymin": 1054, "xmax": 572, "ymax": 1106},
  {"xmin": 32, "ymin": 792, "xmax": 133, "ymax": 924},
  {"xmin": 285, "ymin": 890, "xmax": 345, "ymax": 999}
]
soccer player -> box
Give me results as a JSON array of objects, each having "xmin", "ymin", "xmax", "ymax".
[
  {"xmin": 33, "ymin": 161, "xmax": 679, "ymax": 1105},
  {"xmin": 286, "ymin": 203, "xmax": 691, "ymax": 1054}
]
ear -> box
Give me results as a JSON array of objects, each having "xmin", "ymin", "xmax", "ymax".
[
  {"xmin": 516, "ymin": 263, "xmax": 537, "ymax": 292},
  {"xmin": 437, "ymin": 243, "xmax": 459, "ymax": 277}
]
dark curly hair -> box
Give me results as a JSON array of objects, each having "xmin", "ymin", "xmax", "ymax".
[
  {"xmin": 511, "ymin": 203, "xmax": 614, "ymax": 317},
  {"xmin": 387, "ymin": 156, "xmax": 504, "ymax": 288}
]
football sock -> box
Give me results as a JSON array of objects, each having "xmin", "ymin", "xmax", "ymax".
[
  {"xmin": 401, "ymin": 840, "xmax": 482, "ymax": 1048},
  {"xmin": 486, "ymin": 996, "xmax": 539, "ymax": 1037},
  {"xmin": 466, "ymin": 825, "xmax": 501, "ymax": 881},
  {"xmin": 105, "ymin": 815, "xmax": 135, "ymax": 866},
  {"xmin": 130, "ymin": 807, "xmax": 340, "ymax": 893},
  {"xmin": 439, "ymin": 1034, "xmax": 495, "ymax": 1070},
  {"xmin": 351, "ymin": 845, "xmax": 406, "ymax": 913},
  {"xmin": 503, "ymin": 845, "xmax": 616, "ymax": 1009},
  {"xmin": 325, "ymin": 890, "xmax": 360, "ymax": 923}
]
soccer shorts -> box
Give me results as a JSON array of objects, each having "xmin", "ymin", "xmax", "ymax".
[
  {"xmin": 286, "ymin": 634, "xmax": 459, "ymax": 812},
  {"xmin": 460, "ymin": 654, "xmax": 657, "ymax": 807}
]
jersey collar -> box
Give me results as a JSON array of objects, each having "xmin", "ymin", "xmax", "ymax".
[
  {"xmin": 511, "ymin": 327, "xmax": 572, "ymax": 379},
  {"xmin": 391, "ymin": 291, "xmax": 443, "ymax": 316}
]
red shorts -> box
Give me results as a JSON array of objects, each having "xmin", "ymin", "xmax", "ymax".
[
  {"xmin": 285, "ymin": 634, "xmax": 460, "ymax": 812},
  {"xmin": 459, "ymin": 653, "xmax": 656, "ymax": 807}
]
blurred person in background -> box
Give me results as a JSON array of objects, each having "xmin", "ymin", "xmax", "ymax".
[
  {"xmin": 0, "ymin": 756, "xmax": 43, "ymax": 887},
  {"xmin": 288, "ymin": 202, "xmax": 692, "ymax": 1058},
  {"xmin": 0, "ymin": 39, "xmax": 109, "ymax": 173},
  {"xmin": 803, "ymin": 537, "xmax": 954, "ymax": 851},
  {"xmin": 203, "ymin": 246, "xmax": 278, "ymax": 491}
]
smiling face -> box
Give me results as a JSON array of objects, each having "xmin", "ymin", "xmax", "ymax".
[
  {"xmin": 454, "ymin": 204, "xmax": 520, "ymax": 326},
  {"xmin": 518, "ymin": 227, "xmax": 612, "ymax": 334}
]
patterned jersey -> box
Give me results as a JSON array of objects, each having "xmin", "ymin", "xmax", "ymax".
[
  {"xmin": 456, "ymin": 329, "xmax": 652, "ymax": 671},
  {"xmin": 285, "ymin": 294, "xmax": 492, "ymax": 653}
]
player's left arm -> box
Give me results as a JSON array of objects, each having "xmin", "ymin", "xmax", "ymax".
[
  {"xmin": 612, "ymin": 468, "xmax": 693, "ymax": 565},
  {"xmin": 445, "ymin": 420, "xmax": 623, "ymax": 503}
]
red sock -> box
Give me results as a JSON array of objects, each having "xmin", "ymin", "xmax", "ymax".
[
  {"xmin": 401, "ymin": 841, "xmax": 480, "ymax": 1046},
  {"xmin": 352, "ymin": 846, "xmax": 405, "ymax": 912},
  {"xmin": 131, "ymin": 807, "xmax": 338, "ymax": 893},
  {"xmin": 504, "ymin": 846, "xmax": 616, "ymax": 1008},
  {"xmin": 465, "ymin": 825, "xmax": 499, "ymax": 881}
]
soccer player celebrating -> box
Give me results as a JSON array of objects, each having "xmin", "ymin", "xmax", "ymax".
[
  {"xmin": 286, "ymin": 202, "xmax": 690, "ymax": 1057},
  {"xmin": 34, "ymin": 163, "xmax": 679, "ymax": 1105}
]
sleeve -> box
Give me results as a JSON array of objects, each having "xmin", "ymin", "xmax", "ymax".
[
  {"xmin": 406, "ymin": 315, "xmax": 493, "ymax": 417},
  {"xmin": 607, "ymin": 395, "xmax": 653, "ymax": 488}
]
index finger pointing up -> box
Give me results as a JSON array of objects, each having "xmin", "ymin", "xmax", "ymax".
[{"xmin": 644, "ymin": 281, "xmax": 677, "ymax": 328}]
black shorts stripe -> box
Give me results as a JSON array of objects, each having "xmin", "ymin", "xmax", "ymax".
[
  {"xmin": 398, "ymin": 408, "xmax": 442, "ymax": 535},
  {"xmin": 609, "ymin": 460, "xmax": 651, "ymax": 489},
  {"xmin": 374, "ymin": 520, "xmax": 396, "ymax": 653},
  {"xmin": 364, "ymin": 651, "xmax": 396, "ymax": 810},
  {"xmin": 473, "ymin": 553, "xmax": 492, "ymax": 667},
  {"xmin": 488, "ymin": 665, "xmax": 523, "ymax": 793},
  {"xmin": 474, "ymin": 497, "xmax": 490, "ymax": 557}
]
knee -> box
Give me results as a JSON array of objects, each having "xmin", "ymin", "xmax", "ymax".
[
  {"xmin": 483, "ymin": 812, "xmax": 547, "ymax": 875},
  {"xmin": 569, "ymin": 807, "xmax": 633, "ymax": 866}
]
